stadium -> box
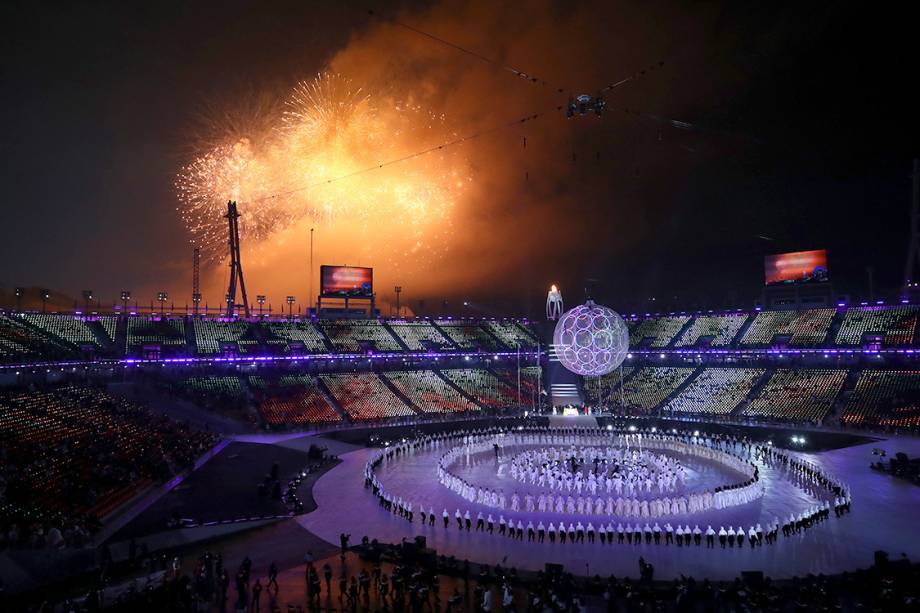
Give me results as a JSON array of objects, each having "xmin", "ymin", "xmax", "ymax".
[{"xmin": 3, "ymin": 2, "xmax": 920, "ymax": 611}]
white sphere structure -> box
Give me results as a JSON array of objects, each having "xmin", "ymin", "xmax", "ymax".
[{"xmin": 552, "ymin": 300, "xmax": 629, "ymax": 376}]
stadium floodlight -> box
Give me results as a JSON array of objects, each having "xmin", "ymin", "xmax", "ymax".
[
  {"xmin": 257, "ymin": 295, "xmax": 266, "ymax": 317},
  {"xmin": 120, "ymin": 290, "xmax": 131, "ymax": 314},
  {"xmin": 14, "ymin": 287, "xmax": 23, "ymax": 311},
  {"xmin": 40, "ymin": 289, "xmax": 51, "ymax": 312},
  {"xmin": 157, "ymin": 291, "xmax": 168, "ymax": 314},
  {"xmin": 286, "ymin": 295, "xmax": 295, "ymax": 319}
]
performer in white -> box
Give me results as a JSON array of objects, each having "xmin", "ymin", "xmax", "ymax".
[{"xmin": 546, "ymin": 284, "xmax": 564, "ymax": 320}]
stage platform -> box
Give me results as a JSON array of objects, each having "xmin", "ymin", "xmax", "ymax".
[
  {"xmin": 548, "ymin": 415, "xmax": 598, "ymax": 428},
  {"xmin": 297, "ymin": 432, "xmax": 920, "ymax": 580}
]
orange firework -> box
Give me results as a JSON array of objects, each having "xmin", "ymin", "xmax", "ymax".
[{"xmin": 176, "ymin": 72, "xmax": 470, "ymax": 267}]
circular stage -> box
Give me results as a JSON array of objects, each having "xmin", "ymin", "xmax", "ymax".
[{"xmin": 297, "ymin": 424, "xmax": 920, "ymax": 580}]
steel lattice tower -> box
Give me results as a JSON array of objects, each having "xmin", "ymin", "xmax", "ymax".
[{"xmin": 224, "ymin": 201, "xmax": 250, "ymax": 318}]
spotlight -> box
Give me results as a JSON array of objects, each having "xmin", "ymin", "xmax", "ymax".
[
  {"xmin": 693, "ymin": 430, "xmax": 699, "ymax": 437},
  {"xmin": 606, "ymin": 425, "xmax": 613, "ymax": 431},
  {"xmin": 628, "ymin": 425, "xmax": 637, "ymax": 432}
]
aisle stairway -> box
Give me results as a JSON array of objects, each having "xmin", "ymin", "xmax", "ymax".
[{"xmin": 543, "ymin": 326, "xmax": 584, "ymax": 406}]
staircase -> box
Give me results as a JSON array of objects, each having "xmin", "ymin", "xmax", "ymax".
[
  {"xmin": 669, "ymin": 317, "xmax": 697, "ymax": 348},
  {"xmin": 654, "ymin": 366, "xmax": 704, "ymax": 412},
  {"xmin": 315, "ymin": 376, "xmax": 351, "ymax": 421},
  {"xmin": 730, "ymin": 368, "xmax": 775, "ymax": 417},
  {"xmin": 730, "ymin": 313, "xmax": 756, "ymax": 346},
  {"xmin": 545, "ymin": 342, "xmax": 584, "ymax": 406},
  {"xmin": 823, "ymin": 309, "xmax": 846, "ymax": 346},
  {"xmin": 377, "ymin": 372, "xmax": 423, "ymax": 415}
]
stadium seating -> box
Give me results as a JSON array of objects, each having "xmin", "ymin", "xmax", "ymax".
[
  {"xmin": 834, "ymin": 306, "xmax": 918, "ymax": 346},
  {"xmin": 484, "ymin": 321, "xmax": 539, "ymax": 349},
  {"xmin": 126, "ymin": 316, "xmax": 187, "ymax": 350},
  {"xmin": 617, "ymin": 366, "xmax": 697, "ymax": 411},
  {"xmin": 386, "ymin": 321, "xmax": 452, "ymax": 351},
  {"xmin": 663, "ymin": 367, "xmax": 764, "ymax": 415},
  {"xmin": 94, "ymin": 316, "xmax": 119, "ymax": 346},
  {"xmin": 434, "ymin": 321, "xmax": 500, "ymax": 350},
  {"xmin": 740, "ymin": 308, "xmax": 835, "ymax": 346},
  {"xmin": 841, "ymin": 370, "xmax": 920, "ymax": 427},
  {"xmin": 384, "ymin": 370, "xmax": 479, "ymax": 413},
  {"xmin": 673, "ymin": 313, "xmax": 749, "ymax": 347},
  {"xmin": 493, "ymin": 366, "xmax": 543, "ymax": 400},
  {"xmin": 582, "ymin": 367, "xmax": 634, "ymax": 405},
  {"xmin": 263, "ymin": 321, "xmax": 329, "ymax": 353},
  {"xmin": 627, "ymin": 316, "xmax": 690, "ymax": 348},
  {"xmin": 252, "ymin": 375, "xmax": 342, "ymax": 426},
  {"xmin": 318, "ymin": 320, "xmax": 402, "ymax": 353},
  {"xmin": 742, "ymin": 369, "xmax": 847, "ymax": 422},
  {"xmin": 0, "ymin": 314, "xmax": 73, "ymax": 362},
  {"xmin": 440, "ymin": 368, "xmax": 518, "ymax": 408},
  {"xmin": 193, "ymin": 319, "xmax": 259, "ymax": 355},
  {"xmin": 181, "ymin": 376, "xmax": 246, "ymax": 400},
  {"xmin": 19, "ymin": 313, "xmax": 99, "ymax": 348},
  {"xmin": 0, "ymin": 386, "xmax": 217, "ymax": 543},
  {"xmin": 320, "ymin": 373, "xmax": 416, "ymax": 420}
]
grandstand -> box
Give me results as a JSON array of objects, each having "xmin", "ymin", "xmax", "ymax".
[
  {"xmin": 673, "ymin": 313, "xmax": 748, "ymax": 347},
  {"xmin": 739, "ymin": 308, "xmax": 835, "ymax": 346},
  {"xmin": 0, "ymin": 314, "xmax": 72, "ymax": 362},
  {"xmin": 484, "ymin": 321, "xmax": 538, "ymax": 349},
  {"xmin": 0, "ymin": 386, "xmax": 216, "ymax": 535},
  {"xmin": 320, "ymin": 373, "xmax": 416, "ymax": 420},
  {"xmin": 386, "ymin": 321, "xmax": 452, "ymax": 351},
  {"xmin": 384, "ymin": 370, "xmax": 479, "ymax": 413},
  {"xmin": 126, "ymin": 316, "xmax": 186, "ymax": 351},
  {"xmin": 627, "ymin": 315, "xmax": 690, "ymax": 348},
  {"xmin": 434, "ymin": 320, "xmax": 500, "ymax": 350},
  {"xmin": 835, "ymin": 306, "xmax": 918, "ymax": 346},
  {"xmin": 440, "ymin": 368, "xmax": 518, "ymax": 408},
  {"xmin": 19, "ymin": 313, "xmax": 100, "ymax": 348},
  {"xmin": 318, "ymin": 320, "xmax": 402, "ymax": 353},
  {"xmin": 618, "ymin": 366, "xmax": 697, "ymax": 411},
  {"xmin": 742, "ymin": 368, "xmax": 847, "ymax": 422},
  {"xmin": 583, "ymin": 367, "xmax": 634, "ymax": 405},
  {"xmin": 252, "ymin": 375, "xmax": 342, "ymax": 426},
  {"xmin": 181, "ymin": 376, "xmax": 246, "ymax": 400},
  {"xmin": 193, "ymin": 319, "xmax": 261, "ymax": 355},
  {"xmin": 841, "ymin": 370, "xmax": 920, "ymax": 427},
  {"xmin": 663, "ymin": 367, "xmax": 764, "ymax": 415},
  {"xmin": 94, "ymin": 316, "xmax": 120, "ymax": 348},
  {"xmin": 494, "ymin": 366, "xmax": 542, "ymax": 399},
  {"xmin": 263, "ymin": 320, "xmax": 329, "ymax": 354}
]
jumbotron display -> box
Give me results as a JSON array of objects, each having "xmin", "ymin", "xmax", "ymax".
[
  {"xmin": 320, "ymin": 265, "xmax": 374, "ymax": 298},
  {"xmin": 765, "ymin": 249, "xmax": 829, "ymax": 286},
  {"xmin": 552, "ymin": 300, "xmax": 630, "ymax": 376}
]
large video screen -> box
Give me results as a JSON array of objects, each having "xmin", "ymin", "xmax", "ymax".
[
  {"xmin": 320, "ymin": 266, "xmax": 374, "ymax": 298},
  {"xmin": 764, "ymin": 250, "xmax": 828, "ymax": 286}
]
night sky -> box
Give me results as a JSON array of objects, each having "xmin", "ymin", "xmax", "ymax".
[{"xmin": 2, "ymin": 1, "xmax": 918, "ymax": 317}]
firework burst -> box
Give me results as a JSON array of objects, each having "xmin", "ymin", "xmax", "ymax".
[{"xmin": 176, "ymin": 72, "xmax": 469, "ymax": 267}]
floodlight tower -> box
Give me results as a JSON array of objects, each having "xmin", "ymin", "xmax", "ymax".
[{"xmin": 224, "ymin": 201, "xmax": 250, "ymax": 318}]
